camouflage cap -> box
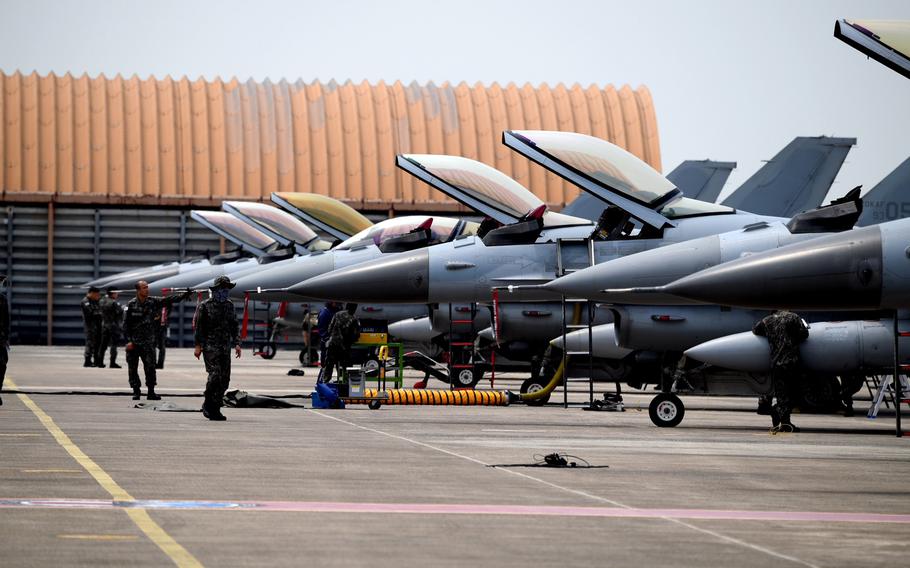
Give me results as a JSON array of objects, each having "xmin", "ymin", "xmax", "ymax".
[{"xmin": 211, "ymin": 275, "xmax": 236, "ymax": 289}]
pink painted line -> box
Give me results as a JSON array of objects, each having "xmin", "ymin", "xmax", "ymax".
[{"xmin": 2, "ymin": 498, "xmax": 909, "ymax": 524}]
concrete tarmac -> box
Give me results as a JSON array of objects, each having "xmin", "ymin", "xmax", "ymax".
[{"xmin": 1, "ymin": 346, "xmax": 908, "ymax": 567}]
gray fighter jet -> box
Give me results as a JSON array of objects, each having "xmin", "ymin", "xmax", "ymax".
[
  {"xmin": 146, "ymin": 204, "xmax": 334, "ymax": 295},
  {"xmin": 289, "ymin": 131, "xmax": 802, "ymax": 305},
  {"xmin": 87, "ymin": 210, "xmax": 283, "ymax": 292}
]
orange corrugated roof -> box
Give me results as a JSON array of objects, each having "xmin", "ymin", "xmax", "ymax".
[{"xmin": 0, "ymin": 72, "xmax": 660, "ymax": 210}]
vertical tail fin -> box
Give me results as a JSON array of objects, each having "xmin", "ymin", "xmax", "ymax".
[{"xmin": 722, "ymin": 136, "xmax": 855, "ymax": 217}]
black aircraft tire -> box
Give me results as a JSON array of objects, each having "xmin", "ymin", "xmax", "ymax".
[
  {"xmin": 649, "ymin": 393, "xmax": 685, "ymax": 427},
  {"xmin": 259, "ymin": 343, "xmax": 277, "ymax": 360},
  {"xmin": 451, "ymin": 366, "xmax": 480, "ymax": 389},
  {"xmin": 520, "ymin": 377, "xmax": 551, "ymax": 406}
]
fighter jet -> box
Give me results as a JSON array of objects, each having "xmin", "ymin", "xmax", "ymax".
[
  {"xmin": 147, "ymin": 204, "xmax": 335, "ymax": 295},
  {"xmin": 86, "ymin": 210, "xmax": 284, "ymax": 292},
  {"xmin": 289, "ymin": 130, "xmax": 806, "ymax": 305}
]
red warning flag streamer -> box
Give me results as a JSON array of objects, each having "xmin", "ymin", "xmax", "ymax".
[
  {"xmin": 277, "ymin": 301, "xmax": 288, "ymax": 318},
  {"xmin": 491, "ymin": 288, "xmax": 501, "ymax": 347},
  {"xmin": 241, "ymin": 292, "xmax": 250, "ymax": 339}
]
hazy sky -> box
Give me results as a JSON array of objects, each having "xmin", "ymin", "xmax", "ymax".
[{"xmin": 1, "ymin": 0, "xmax": 907, "ymax": 202}]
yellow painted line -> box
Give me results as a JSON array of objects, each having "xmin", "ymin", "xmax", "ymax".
[
  {"xmin": 7, "ymin": 378, "xmax": 203, "ymax": 568},
  {"xmin": 58, "ymin": 534, "xmax": 139, "ymax": 541},
  {"xmin": 0, "ymin": 433, "xmax": 43, "ymax": 437},
  {"xmin": 22, "ymin": 469, "xmax": 83, "ymax": 474}
]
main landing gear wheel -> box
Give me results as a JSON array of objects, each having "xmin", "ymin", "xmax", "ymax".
[
  {"xmin": 451, "ymin": 366, "xmax": 480, "ymax": 389},
  {"xmin": 649, "ymin": 393, "xmax": 685, "ymax": 427},
  {"xmin": 520, "ymin": 377, "xmax": 551, "ymax": 406},
  {"xmin": 258, "ymin": 342, "xmax": 277, "ymax": 359}
]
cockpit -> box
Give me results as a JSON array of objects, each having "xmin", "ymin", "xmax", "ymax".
[
  {"xmin": 222, "ymin": 201, "xmax": 319, "ymax": 248},
  {"xmin": 504, "ymin": 131, "xmax": 734, "ymax": 236},
  {"xmin": 270, "ymin": 192, "xmax": 373, "ymax": 240},
  {"xmin": 191, "ymin": 211, "xmax": 281, "ymax": 256},
  {"xmin": 334, "ymin": 216, "xmax": 478, "ymax": 251},
  {"xmin": 397, "ymin": 154, "xmax": 589, "ymax": 229}
]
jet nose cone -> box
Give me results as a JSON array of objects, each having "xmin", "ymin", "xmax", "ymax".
[
  {"xmin": 289, "ymin": 249, "xmax": 430, "ymax": 303},
  {"xmin": 233, "ymin": 254, "xmax": 335, "ymax": 301},
  {"xmin": 541, "ymin": 269, "xmax": 597, "ymax": 298}
]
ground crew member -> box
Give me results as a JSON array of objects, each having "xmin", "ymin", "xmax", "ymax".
[
  {"xmin": 81, "ymin": 286, "xmax": 104, "ymax": 367},
  {"xmin": 193, "ymin": 276, "xmax": 241, "ymax": 421},
  {"xmin": 0, "ymin": 275, "xmax": 9, "ymax": 406},
  {"xmin": 316, "ymin": 301, "xmax": 340, "ymax": 369},
  {"xmin": 753, "ymin": 310, "xmax": 809, "ymax": 432},
  {"xmin": 99, "ymin": 286, "xmax": 124, "ymax": 369},
  {"xmin": 125, "ymin": 280, "xmax": 190, "ymax": 400},
  {"xmin": 317, "ymin": 303, "xmax": 359, "ymax": 384}
]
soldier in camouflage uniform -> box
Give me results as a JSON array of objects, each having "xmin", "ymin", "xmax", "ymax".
[
  {"xmin": 81, "ymin": 286, "xmax": 104, "ymax": 367},
  {"xmin": 0, "ymin": 275, "xmax": 9, "ymax": 406},
  {"xmin": 125, "ymin": 280, "xmax": 191, "ymax": 400},
  {"xmin": 99, "ymin": 286, "xmax": 124, "ymax": 369},
  {"xmin": 193, "ymin": 276, "xmax": 242, "ymax": 421},
  {"xmin": 317, "ymin": 303, "xmax": 359, "ymax": 384},
  {"xmin": 752, "ymin": 310, "xmax": 809, "ymax": 432}
]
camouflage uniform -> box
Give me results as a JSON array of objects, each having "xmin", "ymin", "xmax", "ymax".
[
  {"xmin": 0, "ymin": 288, "xmax": 9, "ymax": 401},
  {"xmin": 194, "ymin": 296, "xmax": 240, "ymax": 412},
  {"xmin": 124, "ymin": 295, "xmax": 185, "ymax": 393},
  {"xmin": 317, "ymin": 310, "xmax": 359, "ymax": 383},
  {"xmin": 81, "ymin": 294, "xmax": 103, "ymax": 366},
  {"xmin": 753, "ymin": 311, "xmax": 809, "ymax": 426},
  {"xmin": 99, "ymin": 295, "xmax": 124, "ymax": 367}
]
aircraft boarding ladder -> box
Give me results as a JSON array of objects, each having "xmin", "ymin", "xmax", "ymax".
[
  {"xmin": 447, "ymin": 303, "xmax": 478, "ymax": 389},
  {"xmin": 556, "ymin": 237, "xmax": 597, "ymax": 408},
  {"xmin": 866, "ymin": 372, "xmax": 910, "ymax": 419}
]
